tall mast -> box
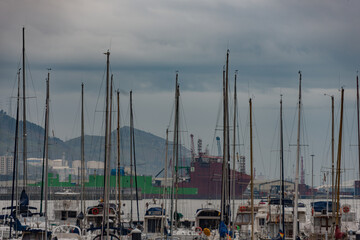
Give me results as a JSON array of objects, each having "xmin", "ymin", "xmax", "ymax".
[
  {"xmin": 174, "ymin": 73, "xmax": 180, "ymax": 228},
  {"xmin": 280, "ymin": 95, "xmax": 285, "ymax": 237},
  {"xmin": 44, "ymin": 70, "xmax": 50, "ymax": 238},
  {"xmin": 357, "ymin": 74, "xmax": 360, "ymax": 181},
  {"xmin": 22, "ymin": 27, "xmax": 27, "ymax": 188},
  {"xmin": 335, "ymin": 88, "xmax": 344, "ymax": 227},
  {"xmin": 170, "ymin": 72, "xmax": 179, "ymax": 235},
  {"xmin": 293, "ymin": 71, "xmax": 302, "ymax": 240},
  {"xmin": 40, "ymin": 73, "xmax": 47, "ymax": 214},
  {"xmin": 117, "ymin": 90, "xmax": 121, "ymax": 227},
  {"xmin": 10, "ymin": 69, "xmax": 21, "ymax": 238},
  {"xmin": 225, "ymin": 50, "xmax": 230, "ymax": 213},
  {"xmin": 101, "ymin": 51, "xmax": 110, "ymax": 238},
  {"xmin": 231, "ymin": 70, "xmax": 237, "ymax": 239},
  {"xmin": 220, "ymin": 64, "xmax": 226, "ymax": 225},
  {"xmin": 249, "ymin": 98, "xmax": 254, "ymax": 240},
  {"xmin": 331, "ymin": 95, "xmax": 335, "ymax": 228},
  {"xmin": 106, "ymin": 75, "xmax": 113, "ymax": 233},
  {"xmin": 221, "ymin": 49, "xmax": 230, "ymax": 226},
  {"xmin": 162, "ymin": 128, "xmax": 169, "ymax": 236},
  {"xmin": 81, "ymin": 83, "xmax": 85, "ymax": 215},
  {"xmin": 129, "ymin": 90, "xmax": 133, "ymax": 225},
  {"xmin": 131, "ymin": 91, "xmax": 140, "ymax": 223}
]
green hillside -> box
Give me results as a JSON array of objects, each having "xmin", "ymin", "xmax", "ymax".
[{"xmin": 0, "ymin": 110, "xmax": 189, "ymax": 176}]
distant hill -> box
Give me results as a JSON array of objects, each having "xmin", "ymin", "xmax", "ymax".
[{"xmin": 0, "ymin": 110, "xmax": 189, "ymax": 176}]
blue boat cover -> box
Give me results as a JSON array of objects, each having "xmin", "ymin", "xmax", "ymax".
[{"xmin": 311, "ymin": 201, "xmax": 333, "ymax": 212}]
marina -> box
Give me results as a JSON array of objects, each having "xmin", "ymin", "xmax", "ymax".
[{"xmin": 1, "ymin": 1, "xmax": 360, "ymax": 239}]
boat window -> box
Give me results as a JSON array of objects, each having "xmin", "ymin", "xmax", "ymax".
[
  {"xmin": 236, "ymin": 213, "xmax": 250, "ymax": 223},
  {"xmin": 198, "ymin": 211, "xmax": 220, "ymax": 217},
  {"xmin": 61, "ymin": 211, "xmax": 67, "ymax": 220},
  {"xmin": 199, "ymin": 219, "xmax": 219, "ymax": 230},
  {"xmin": 147, "ymin": 219, "xmax": 162, "ymax": 233},
  {"xmin": 68, "ymin": 211, "xmax": 77, "ymax": 218},
  {"xmin": 259, "ymin": 218, "xmax": 265, "ymax": 226},
  {"xmin": 243, "ymin": 214, "xmax": 250, "ymax": 223}
]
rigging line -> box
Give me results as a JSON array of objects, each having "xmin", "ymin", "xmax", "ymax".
[
  {"xmin": 343, "ymin": 101, "xmax": 357, "ymax": 173},
  {"xmin": 211, "ymin": 91, "xmax": 223, "ymax": 155},
  {"xmin": 25, "ymin": 54, "xmax": 40, "ymax": 129},
  {"xmin": 117, "ymin": 92, "xmax": 126, "ymax": 133},
  {"xmin": 270, "ymin": 103, "xmax": 281, "ymax": 179},
  {"xmin": 283, "ymin": 100, "xmax": 293, "ymax": 181},
  {"xmin": 301, "ymin": 103, "xmax": 312, "ymax": 163},
  {"xmin": 288, "ymin": 92, "xmax": 298, "ymax": 149},
  {"xmin": 94, "ymin": 72, "xmax": 108, "ymax": 165},
  {"xmin": 320, "ymin": 101, "xmax": 332, "ymax": 169},
  {"xmin": 69, "ymin": 90, "xmax": 82, "ymax": 141},
  {"xmin": 123, "ymin": 101, "xmax": 130, "ymax": 129},
  {"xmin": 179, "ymin": 94, "xmax": 189, "ymax": 142},
  {"xmin": 243, "ymin": 102, "xmax": 249, "ymax": 158},
  {"xmin": 89, "ymin": 62, "xmax": 107, "ymax": 158},
  {"xmin": 167, "ymin": 99, "xmax": 175, "ymax": 131},
  {"xmin": 235, "ymin": 96, "xmax": 246, "ymax": 156},
  {"xmin": 10, "ymin": 66, "xmax": 21, "ymax": 114},
  {"xmin": 252, "ymin": 100, "xmax": 267, "ymax": 179},
  {"xmin": 347, "ymin": 95, "xmax": 357, "ymax": 142}
]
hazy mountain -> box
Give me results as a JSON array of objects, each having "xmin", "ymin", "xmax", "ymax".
[{"xmin": 0, "ymin": 110, "xmax": 189, "ymax": 176}]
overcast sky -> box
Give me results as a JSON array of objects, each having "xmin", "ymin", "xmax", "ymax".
[{"xmin": 1, "ymin": 0, "xmax": 360, "ymax": 186}]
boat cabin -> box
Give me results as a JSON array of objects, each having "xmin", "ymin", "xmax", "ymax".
[
  {"xmin": 195, "ymin": 208, "xmax": 220, "ymax": 230},
  {"xmin": 143, "ymin": 207, "xmax": 167, "ymax": 234}
]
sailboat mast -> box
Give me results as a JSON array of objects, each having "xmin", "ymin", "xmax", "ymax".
[
  {"xmin": 174, "ymin": 73, "xmax": 180, "ymax": 227},
  {"xmin": 231, "ymin": 70, "xmax": 237, "ymax": 238},
  {"xmin": 22, "ymin": 27, "xmax": 27, "ymax": 188},
  {"xmin": 10, "ymin": 69, "xmax": 21, "ymax": 238},
  {"xmin": 102, "ymin": 51, "xmax": 110, "ymax": 237},
  {"xmin": 81, "ymin": 83, "xmax": 85, "ymax": 214},
  {"xmin": 357, "ymin": 74, "xmax": 360, "ymax": 181},
  {"xmin": 293, "ymin": 71, "xmax": 302, "ymax": 240},
  {"xmin": 280, "ymin": 95, "xmax": 285, "ymax": 236},
  {"xmin": 130, "ymin": 90, "xmax": 134, "ymax": 225},
  {"xmin": 44, "ymin": 70, "xmax": 50, "ymax": 238},
  {"xmin": 162, "ymin": 128, "xmax": 169, "ymax": 236},
  {"xmin": 331, "ymin": 95, "xmax": 335, "ymax": 226},
  {"xmin": 221, "ymin": 49, "xmax": 230, "ymax": 225},
  {"xmin": 131, "ymin": 92, "xmax": 140, "ymax": 223},
  {"xmin": 335, "ymin": 88, "xmax": 344, "ymax": 226},
  {"xmin": 221, "ymin": 65, "xmax": 226, "ymax": 224},
  {"xmin": 170, "ymin": 72, "xmax": 179, "ymax": 235},
  {"xmin": 225, "ymin": 50, "xmax": 230, "ymax": 212},
  {"xmin": 106, "ymin": 75, "xmax": 113, "ymax": 232},
  {"xmin": 117, "ymin": 90, "xmax": 121, "ymax": 226},
  {"xmin": 249, "ymin": 98, "xmax": 254, "ymax": 240}
]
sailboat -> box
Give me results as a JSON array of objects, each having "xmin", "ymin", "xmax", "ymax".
[
  {"xmin": 85, "ymin": 52, "xmax": 119, "ymax": 239},
  {"xmin": 219, "ymin": 49, "xmax": 231, "ymax": 240},
  {"xmin": 51, "ymin": 84, "xmax": 86, "ymax": 239},
  {"xmin": 308, "ymin": 89, "xmax": 346, "ymax": 239},
  {"xmin": 0, "ymin": 68, "xmax": 51, "ymax": 239},
  {"xmin": 142, "ymin": 131, "xmax": 169, "ymax": 238},
  {"xmin": 16, "ymin": 70, "xmax": 52, "ymax": 240},
  {"xmin": 6, "ymin": 28, "xmax": 35, "ymax": 238}
]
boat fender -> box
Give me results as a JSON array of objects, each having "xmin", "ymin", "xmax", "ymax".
[
  {"xmin": 195, "ymin": 226, "xmax": 202, "ymax": 235},
  {"xmin": 92, "ymin": 208, "xmax": 99, "ymax": 215},
  {"xmin": 203, "ymin": 228, "xmax": 211, "ymax": 236}
]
